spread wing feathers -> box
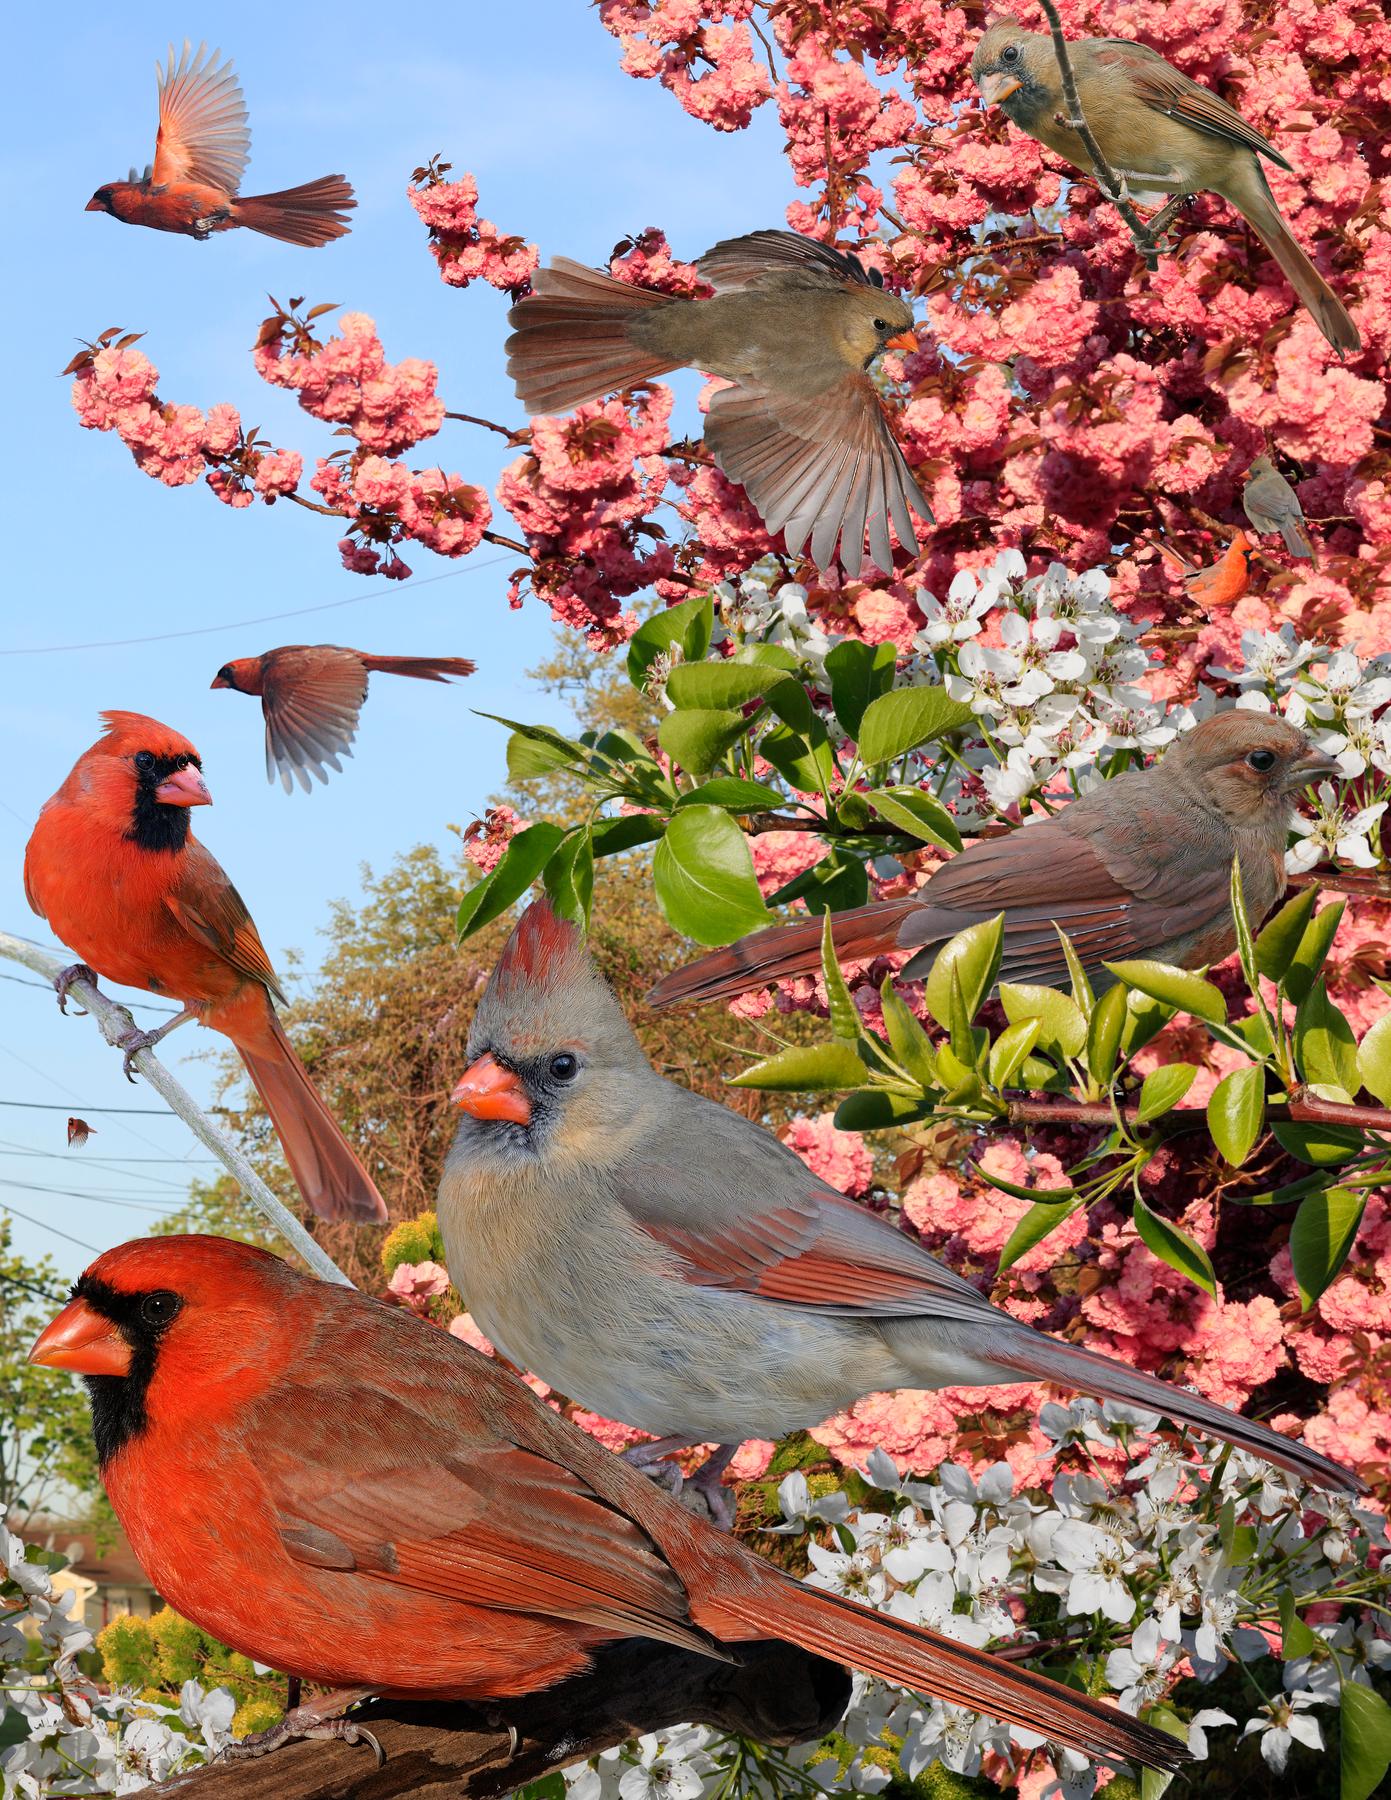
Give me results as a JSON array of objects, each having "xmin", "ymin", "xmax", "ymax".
[
  {"xmin": 1094, "ymin": 41, "xmax": 1292, "ymax": 171},
  {"xmin": 705, "ymin": 374, "xmax": 931, "ymax": 575},
  {"xmin": 152, "ymin": 41, "xmax": 251, "ymax": 192},
  {"xmin": 697, "ymin": 230, "xmax": 881, "ymax": 293},
  {"xmin": 506, "ymin": 259, "xmax": 676, "ymax": 415},
  {"xmin": 166, "ymin": 844, "xmax": 285, "ymax": 1002},
  {"xmin": 262, "ymin": 650, "xmax": 369, "ymax": 792}
]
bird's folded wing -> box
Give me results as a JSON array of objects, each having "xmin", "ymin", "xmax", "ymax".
[
  {"xmin": 1093, "ymin": 41, "xmax": 1292, "ymax": 171},
  {"xmin": 697, "ymin": 229, "xmax": 880, "ymax": 292},
  {"xmin": 165, "ymin": 844, "xmax": 285, "ymax": 1003},
  {"xmin": 262, "ymin": 650, "xmax": 369, "ymax": 792},
  {"xmin": 705, "ymin": 373, "xmax": 931, "ymax": 574},
  {"xmin": 151, "ymin": 43, "xmax": 251, "ymax": 192}
]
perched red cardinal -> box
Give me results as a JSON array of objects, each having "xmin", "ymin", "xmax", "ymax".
[
  {"xmin": 23, "ymin": 714, "xmax": 384, "ymax": 1223},
  {"xmin": 1147, "ymin": 530, "xmax": 1252, "ymax": 607},
  {"xmin": 648, "ymin": 712, "xmax": 1340, "ymax": 1009},
  {"xmin": 211, "ymin": 647, "xmax": 478, "ymax": 791},
  {"xmin": 29, "ymin": 1235, "xmax": 1189, "ymax": 1774},
  {"xmin": 85, "ymin": 42, "xmax": 354, "ymax": 246}
]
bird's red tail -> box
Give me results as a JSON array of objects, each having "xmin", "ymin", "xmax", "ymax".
[
  {"xmin": 358, "ymin": 655, "xmax": 477, "ymax": 682},
  {"xmin": 506, "ymin": 258, "xmax": 677, "ymax": 415},
  {"xmin": 233, "ymin": 176, "xmax": 355, "ymax": 247}
]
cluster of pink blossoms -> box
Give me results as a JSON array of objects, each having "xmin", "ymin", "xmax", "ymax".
[
  {"xmin": 462, "ymin": 805, "xmax": 527, "ymax": 874},
  {"xmin": 408, "ymin": 166, "xmax": 539, "ymax": 295},
  {"xmin": 312, "ymin": 453, "xmax": 491, "ymax": 580},
  {"xmin": 254, "ymin": 309, "xmax": 445, "ymax": 457}
]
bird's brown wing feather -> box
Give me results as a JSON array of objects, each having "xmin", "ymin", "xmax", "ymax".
[
  {"xmin": 705, "ymin": 372, "xmax": 930, "ymax": 573},
  {"xmin": 1092, "ymin": 41, "xmax": 1292, "ymax": 172},
  {"xmin": 166, "ymin": 843, "xmax": 285, "ymax": 1002},
  {"xmin": 262, "ymin": 648, "xmax": 369, "ymax": 792},
  {"xmin": 697, "ymin": 229, "xmax": 879, "ymax": 292},
  {"xmin": 150, "ymin": 43, "xmax": 251, "ymax": 191}
]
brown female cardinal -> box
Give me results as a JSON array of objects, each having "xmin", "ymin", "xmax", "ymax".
[
  {"xmin": 506, "ymin": 230, "xmax": 932, "ymax": 575},
  {"xmin": 29, "ymin": 1234, "xmax": 1190, "ymax": 1773},
  {"xmin": 23, "ymin": 713, "xmax": 384, "ymax": 1223},
  {"xmin": 211, "ymin": 646, "xmax": 477, "ymax": 791},
  {"xmin": 648, "ymin": 712, "xmax": 1340, "ymax": 1010},
  {"xmin": 441, "ymin": 900, "xmax": 1361, "ymax": 1510},
  {"xmin": 86, "ymin": 41, "xmax": 354, "ymax": 246}
]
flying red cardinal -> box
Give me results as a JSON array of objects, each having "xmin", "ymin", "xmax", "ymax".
[
  {"xmin": 29, "ymin": 1234, "xmax": 1190, "ymax": 1776},
  {"xmin": 211, "ymin": 646, "xmax": 477, "ymax": 791},
  {"xmin": 85, "ymin": 42, "xmax": 354, "ymax": 246},
  {"xmin": 23, "ymin": 714, "xmax": 385, "ymax": 1223}
]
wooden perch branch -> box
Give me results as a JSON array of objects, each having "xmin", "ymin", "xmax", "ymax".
[
  {"xmin": 156, "ymin": 1640, "xmax": 852, "ymax": 1800},
  {"xmin": 0, "ymin": 930, "xmax": 351, "ymax": 1289},
  {"xmin": 1006, "ymin": 1088, "xmax": 1391, "ymax": 1135}
]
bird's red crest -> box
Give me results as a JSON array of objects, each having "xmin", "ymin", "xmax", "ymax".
[
  {"xmin": 492, "ymin": 899, "xmax": 587, "ymax": 997},
  {"xmin": 96, "ymin": 710, "xmax": 201, "ymax": 762}
]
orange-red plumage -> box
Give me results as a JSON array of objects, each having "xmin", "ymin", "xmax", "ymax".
[{"xmin": 1151, "ymin": 529, "xmax": 1252, "ymax": 606}]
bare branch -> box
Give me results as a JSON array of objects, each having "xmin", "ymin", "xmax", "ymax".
[{"xmin": 1006, "ymin": 1089, "xmax": 1391, "ymax": 1135}]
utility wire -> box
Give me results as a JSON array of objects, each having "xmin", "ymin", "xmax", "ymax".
[
  {"xmin": 0, "ymin": 1098, "xmax": 215, "ymax": 1116},
  {"xmin": 0, "ymin": 1178, "xmax": 178, "ymax": 1211},
  {"xmin": 0, "ymin": 1201, "xmax": 99, "ymax": 1253},
  {"xmin": 0, "ymin": 970, "xmax": 177, "ymax": 1016}
]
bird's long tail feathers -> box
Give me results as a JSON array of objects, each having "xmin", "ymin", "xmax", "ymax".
[
  {"xmin": 358, "ymin": 655, "xmax": 477, "ymax": 682},
  {"xmin": 506, "ymin": 258, "xmax": 677, "ymax": 415},
  {"xmin": 237, "ymin": 1012, "xmax": 386, "ymax": 1222},
  {"xmin": 233, "ymin": 176, "xmax": 356, "ymax": 247},
  {"xmin": 712, "ymin": 1576, "xmax": 1190, "ymax": 1771},
  {"xmin": 1239, "ymin": 170, "xmax": 1359, "ymax": 356}
]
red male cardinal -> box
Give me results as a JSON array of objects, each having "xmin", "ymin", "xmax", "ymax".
[
  {"xmin": 648, "ymin": 712, "xmax": 1340, "ymax": 1009},
  {"xmin": 23, "ymin": 714, "xmax": 384, "ymax": 1223},
  {"xmin": 1148, "ymin": 530, "xmax": 1253, "ymax": 607},
  {"xmin": 86, "ymin": 42, "xmax": 354, "ymax": 246},
  {"xmin": 211, "ymin": 646, "xmax": 477, "ymax": 791},
  {"xmin": 442, "ymin": 900, "xmax": 1362, "ymax": 1504},
  {"xmin": 29, "ymin": 1234, "xmax": 1189, "ymax": 1774}
]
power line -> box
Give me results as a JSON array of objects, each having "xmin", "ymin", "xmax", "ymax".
[
  {"xmin": 0, "ymin": 1136, "xmax": 213, "ymax": 1190},
  {"xmin": 0, "ymin": 1098, "xmax": 184, "ymax": 1116},
  {"xmin": 0, "ymin": 970, "xmax": 178, "ymax": 1016},
  {"xmin": 0, "ymin": 1270, "xmax": 67, "ymax": 1306},
  {"xmin": 0, "ymin": 1178, "xmax": 179, "ymax": 1211},
  {"xmin": 0, "ymin": 1202, "xmax": 99, "ymax": 1254}
]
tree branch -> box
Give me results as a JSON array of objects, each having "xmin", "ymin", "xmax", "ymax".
[
  {"xmin": 0, "ymin": 931, "xmax": 352, "ymax": 1289},
  {"xmin": 1006, "ymin": 1088, "xmax": 1391, "ymax": 1135},
  {"xmin": 444, "ymin": 411, "xmax": 531, "ymax": 444},
  {"xmin": 155, "ymin": 1640, "xmax": 851, "ymax": 1800}
]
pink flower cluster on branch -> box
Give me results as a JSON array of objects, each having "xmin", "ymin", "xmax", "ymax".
[{"xmin": 408, "ymin": 156, "xmax": 540, "ymax": 296}]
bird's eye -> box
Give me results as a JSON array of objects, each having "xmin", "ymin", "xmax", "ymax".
[
  {"xmin": 174, "ymin": 755, "xmax": 189, "ymax": 770},
  {"xmin": 1002, "ymin": 44, "xmax": 1019, "ymax": 62},
  {"xmin": 133, "ymin": 750, "xmax": 155, "ymax": 773},
  {"xmin": 873, "ymin": 318, "xmax": 889, "ymax": 331},
  {"xmin": 549, "ymin": 1053, "xmax": 579, "ymax": 1083},
  {"xmin": 139, "ymin": 1291, "xmax": 182, "ymax": 1328},
  {"xmin": 1246, "ymin": 748, "xmax": 1277, "ymax": 772}
]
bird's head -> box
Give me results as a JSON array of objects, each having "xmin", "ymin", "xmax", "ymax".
[
  {"xmin": 85, "ymin": 186, "xmax": 117, "ymax": 216},
  {"xmin": 210, "ymin": 658, "xmax": 262, "ymax": 695},
  {"xmin": 69, "ymin": 712, "xmax": 211, "ymax": 851},
  {"xmin": 449, "ymin": 899, "xmax": 652, "ymax": 1172},
  {"xmin": 837, "ymin": 287, "xmax": 919, "ymax": 367},
  {"xmin": 972, "ymin": 23, "xmax": 1049, "ymax": 120},
  {"xmin": 1167, "ymin": 711, "xmax": 1341, "ymax": 826},
  {"xmin": 29, "ymin": 1236, "xmax": 294, "ymax": 1464}
]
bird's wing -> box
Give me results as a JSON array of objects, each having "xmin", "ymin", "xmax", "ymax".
[
  {"xmin": 151, "ymin": 42, "xmax": 251, "ymax": 192},
  {"xmin": 165, "ymin": 843, "xmax": 285, "ymax": 1003},
  {"xmin": 705, "ymin": 372, "xmax": 931, "ymax": 574},
  {"xmin": 697, "ymin": 230, "xmax": 881, "ymax": 292},
  {"xmin": 1091, "ymin": 40, "xmax": 1293, "ymax": 172},
  {"xmin": 261, "ymin": 648, "xmax": 369, "ymax": 793}
]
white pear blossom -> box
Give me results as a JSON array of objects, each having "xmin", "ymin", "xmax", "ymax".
[
  {"xmin": 1285, "ymin": 782, "xmax": 1386, "ymax": 874},
  {"xmin": 1105, "ymin": 1616, "xmax": 1179, "ymax": 1712},
  {"xmin": 1207, "ymin": 625, "xmax": 1321, "ymax": 690},
  {"xmin": 1242, "ymin": 1692, "xmax": 1324, "ymax": 1772}
]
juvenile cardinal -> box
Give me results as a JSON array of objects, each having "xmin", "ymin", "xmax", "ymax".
[
  {"xmin": 442, "ymin": 899, "xmax": 1361, "ymax": 1508},
  {"xmin": 970, "ymin": 27, "xmax": 1360, "ymax": 357},
  {"xmin": 23, "ymin": 714, "xmax": 384, "ymax": 1223},
  {"xmin": 648, "ymin": 712, "xmax": 1339, "ymax": 1010},
  {"xmin": 30, "ymin": 1235, "xmax": 1189, "ymax": 1775},
  {"xmin": 211, "ymin": 646, "xmax": 477, "ymax": 791},
  {"xmin": 1244, "ymin": 456, "xmax": 1317, "ymax": 563},
  {"xmin": 86, "ymin": 41, "xmax": 354, "ymax": 246},
  {"xmin": 1148, "ymin": 530, "xmax": 1252, "ymax": 607},
  {"xmin": 506, "ymin": 230, "xmax": 931, "ymax": 575}
]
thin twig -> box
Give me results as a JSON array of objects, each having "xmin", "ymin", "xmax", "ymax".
[
  {"xmin": 1006, "ymin": 1090, "xmax": 1391, "ymax": 1134},
  {"xmin": 443, "ymin": 411, "xmax": 530, "ymax": 443}
]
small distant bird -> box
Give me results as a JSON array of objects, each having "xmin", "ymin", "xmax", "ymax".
[
  {"xmin": 86, "ymin": 42, "xmax": 354, "ymax": 246},
  {"xmin": 24, "ymin": 714, "xmax": 385, "ymax": 1223},
  {"xmin": 970, "ymin": 27, "xmax": 1360, "ymax": 357},
  {"xmin": 212, "ymin": 647, "xmax": 477, "ymax": 792},
  {"xmin": 506, "ymin": 230, "xmax": 932, "ymax": 575},
  {"xmin": 1243, "ymin": 455, "xmax": 1317, "ymax": 562},
  {"xmin": 1148, "ymin": 529, "xmax": 1252, "ymax": 607},
  {"xmin": 648, "ymin": 712, "xmax": 1340, "ymax": 1008},
  {"xmin": 29, "ymin": 1233, "xmax": 1191, "ymax": 1774},
  {"xmin": 67, "ymin": 1118, "xmax": 95, "ymax": 1149}
]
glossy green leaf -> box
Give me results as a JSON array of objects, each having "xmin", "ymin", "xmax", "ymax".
[
  {"xmin": 998, "ymin": 1198, "xmax": 1083, "ymax": 1273},
  {"xmin": 834, "ymin": 1088, "xmax": 932, "ymax": 1131},
  {"xmin": 626, "ymin": 592, "xmax": 713, "ymax": 687},
  {"xmin": 1357, "ymin": 1009, "xmax": 1391, "ymax": 1107},
  {"xmin": 676, "ymin": 777, "xmax": 786, "ymax": 813},
  {"xmin": 1341, "ymin": 1676, "xmax": 1391, "ymax": 1800},
  {"xmin": 1054, "ymin": 926, "xmax": 1094, "ymax": 1017},
  {"xmin": 504, "ymin": 724, "xmax": 585, "ymax": 781},
  {"xmin": 742, "ymin": 642, "xmax": 802, "ymax": 672},
  {"xmin": 924, "ymin": 915, "xmax": 1004, "ymax": 1032},
  {"xmin": 1134, "ymin": 1196, "xmax": 1216, "ymax": 1295},
  {"xmin": 947, "ymin": 965, "xmax": 977, "ymax": 1066},
  {"xmin": 1234, "ymin": 1009, "xmax": 1274, "ymax": 1059},
  {"xmin": 767, "ymin": 845, "xmax": 868, "ymax": 915},
  {"xmin": 1138, "ymin": 1704, "xmax": 1186, "ymax": 1800},
  {"xmin": 1230, "ymin": 854, "xmax": 1260, "ymax": 995},
  {"xmin": 1104, "ymin": 959, "xmax": 1227, "ymax": 1028},
  {"xmin": 1295, "ymin": 977, "xmax": 1361, "ymax": 1097},
  {"xmin": 589, "ymin": 814, "xmax": 665, "ymax": 857},
  {"xmin": 880, "ymin": 976, "xmax": 938, "ymax": 1089},
  {"xmin": 1286, "ymin": 898, "xmax": 1345, "ymax": 1004},
  {"xmin": 821, "ymin": 910, "xmax": 860, "ymax": 1041},
  {"xmin": 651, "ymin": 806, "xmax": 769, "ymax": 946},
  {"xmin": 666, "ymin": 662, "xmax": 792, "ymax": 711},
  {"xmin": 1136, "ymin": 1062, "xmax": 1199, "ymax": 1123},
  {"xmin": 456, "ymin": 821, "xmax": 567, "ymax": 941},
  {"xmin": 1289, "ymin": 1186, "xmax": 1366, "ymax": 1311},
  {"xmin": 1279, "ymin": 1589, "xmax": 1318, "ymax": 1660},
  {"xmin": 864, "ymin": 786, "xmax": 963, "ymax": 852},
  {"xmin": 825, "ymin": 638, "xmax": 898, "ymax": 739},
  {"xmin": 1118, "ymin": 990, "xmax": 1175, "ymax": 1059},
  {"xmin": 1000, "ymin": 983, "xmax": 1087, "ymax": 1060},
  {"xmin": 658, "ymin": 707, "xmax": 750, "ymax": 778},
  {"xmin": 855, "ymin": 685, "xmax": 974, "ymax": 766},
  {"xmin": 1272, "ymin": 1121, "xmax": 1366, "ymax": 1167},
  {"xmin": 1087, "ymin": 983, "xmax": 1129, "ymax": 1086},
  {"xmin": 760, "ymin": 721, "xmax": 838, "ymax": 797},
  {"xmin": 978, "ymin": 1162, "xmax": 1078, "ymax": 1204},
  {"xmin": 542, "ymin": 828, "xmax": 594, "ymax": 929},
  {"xmin": 988, "ymin": 1018, "xmax": 1042, "ymax": 1091},
  {"xmin": 730, "ymin": 1041, "xmax": 869, "ymax": 1092},
  {"xmin": 1207, "ymin": 1064, "xmax": 1266, "ymax": 1167},
  {"xmin": 1255, "ymin": 883, "xmax": 1321, "ymax": 984}
]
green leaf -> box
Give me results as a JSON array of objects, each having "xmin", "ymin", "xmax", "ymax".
[
  {"xmin": 820, "ymin": 911, "xmax": 861, "ymax": 1041},
  {"xmin": 1255, "ymin": 883, "xmax": 1321, "ymax": 983},
  {"xmin": 1054, "ymin": 926, "xmax": 1094, "ymax": 1017},
  {"xmin": 1136, "ymin": 1063, "xmax": 1198, "ymax": 1123},
  {"xmin": 864, "ymin": 786, "xmax": 963, "ymax": 852},
  {"xmin": 976, "ymin": 1163, "xmax": 1078, "ymax": 1204},
  {"xmin": 1000, "ymin": 983, "xmax": 1087, "ymax": 1060},
  {"xmin": 666, "ymin": 661, "xmax": 793, "ymax": 711},
  {"xmin": 1289, "ymin": 1186, "xmax": 1367, "ymax": 1310},
  {"xmin": 880, "ymin": 976, "xmax": 938, "ymax": 1089},
  {"xmin": 1295, "ymin": 976, "xmax": 1361, "ymax": 1098},
  {"xmin": 825, "ymin": 639, "xmax": 898, "ymax": 739},
  {"xmin": 924, "ymin": 915, "xmax": 1004, "ymax": 1032},
  {"xmin": 652, "ymin": 806, "xmax": 769, "ymax": 946},
  {"xmin": 542, "ymin": 828, "xmax": 594, "ymax": 929},
  {"xmin": 1230, "ymin": 853, "xmax": 1260, "ymax": 995},
  {"xmin": 677, "ymin": 777, "xmax": 787, "ymax": 813},
  {"xmin": 1342, "ymin": 1678, "xmax": 1391, "ymax": 1800},
  {"xmin": 855, "ymin": 685, "xmax": 975, "ymax": 766},
  {"xmin": 0, "ymin": 1710, "xmax": 31, "ymax": 1749},
  {"xmin": 1104, "ymin": 959, "xmax": 1227, "ymax": 1028},
  {"xmin": 730, "ymin": 1041, "xmax": 869, "ymax": 1092},
  {"xmin": 1118, "ymin": 990, "xmax": 1175, "ymax": 1059},
  {"xmin": 760, "ymin": 721, "xmax": 838, "ymax": 797},
  {"xmin": 658, "ymin": 707, "xmax": 751, "ymax": 777},
  {"xmin": 1087, "ymin": 983, "xmax": 1128, "ymax": 1086},
  {"xmin": 456, "ymin": 822, "xmax": 567, "ymax": 941},
  {"xmin": 626, "ymin": 592, "xmax": 713, "ymax": 687},
  {"xmin": 767, "ymin": 845, "xmax": 868, "ymax": 915},
  {"xmin": 589, "ymin": 815, "xmax": 665, "ymax": 857},
  {"xmin": 1234, "ymin": 1009, "xmax": 1275, "ymax": 1059},
  {"xmin": 1133, "ymin": 1196, "xmax": 1216, "ymax": 1295},
  {"xmin": 1358, "ymin": 1010, "xmax": 1391, "ymax": 1107},
  {"xmin": 1273, "ymin": 1121, "xmax": 1366, "ymax": 1167},
  {"xmin": 1207, "ymin": 1065, "xmax": 1266, "ymax": 1166},
  {"xmin": 1286, "ymin": 898, "xmax": 1345, "ymax": 1004},
  {"xmin": 988, "ymin": 1018, "xmax": 1042, "ymax": 1092},
  {"xmin": 742, "ymin": 642, "xmax": 802, "ymax": 672},
  {"xmin": 504, "ymin": 723, "xmax": 586, "ymax": 781},
  {"xmin": 998, "ymin": 1198, "xmax": 1083, "ymax": 1273},
  {"xmin": 1138, "ymin": 1703, "xmax": 1186, "ymax": 1800},
  {"xmin": 834, "ymin": 1088, "xmax": 933, "ymax": 1131},
  {"xmin": 1279, "ymin": 1588, "xmax": 1318, "ymax": 1660}
]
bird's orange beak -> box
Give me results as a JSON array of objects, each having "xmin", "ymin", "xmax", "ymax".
[
  {"xmin": 980, "ymin": 71, "xmax": 1023, "ymax": 106},
  {"xmin": 209, "ymin": 674, "xmax": 229, "ymax": 690},
  {"xmin": 84, "ymin": 196, "xmax": 104, "ymax": 212},
  {"xmin": 886, "ymin": 330, "xmax": 919, "ymax": 351},
  {"xmin": 452, "ymin": 1054, "xmax": 532, "ymax": 1125},
  {"xmin": 30, "ymin": 1297, "xmax": 131, "ymax": 1377},
  {"xmin": 155, "ymin": 765, "xmax": 212, "ymax": 807}
]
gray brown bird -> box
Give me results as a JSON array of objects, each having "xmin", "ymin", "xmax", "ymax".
[
  {"xmin": 970, "ymin": 26, "xmax": 1360, "ymax": 357},
  {"xmin": 647, "ymin": 711, "xmax": 1340, "ymax": 1009},
  {"xmin": 505, "ymin": 231, "xmax": 933, "ymax": 575},
  {"xmin": 1243, "ymin": 455, "xmax": 1317, "ymax": 562}
]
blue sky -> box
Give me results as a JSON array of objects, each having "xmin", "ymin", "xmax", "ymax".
[{"xmin": 0, "ymin": 3, "xmax": 793, "ymax": 1280}]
